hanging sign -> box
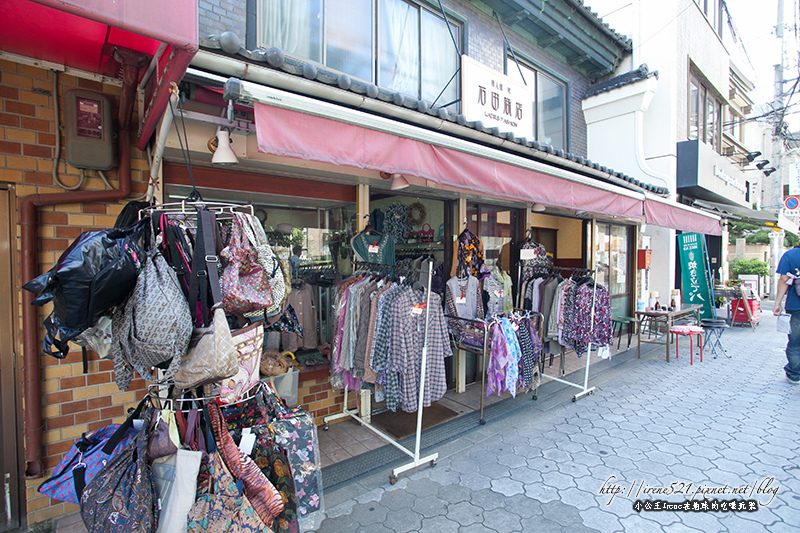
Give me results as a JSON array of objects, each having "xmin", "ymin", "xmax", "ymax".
[
  {"xmin": 461, "ymin": 55, "xmax": 533, "ymax": 140},
  {"xmin": 790, "ymin": 163, "xmax": 800, "ymax": 195},
  {"xmin": 677, "ymin": 233, "xmax": 715, "ymax": 320},
  {"xmin": 785, "ymin": 196, "xmax": 799, "ymax": 210}
]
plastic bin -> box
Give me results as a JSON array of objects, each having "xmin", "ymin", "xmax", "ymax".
[{"xmin": 268, "ymin": 369, "xmax": 299, "ymax": 406}]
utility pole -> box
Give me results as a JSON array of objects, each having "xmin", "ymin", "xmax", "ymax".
[{"xmin": 769, "ymin": 0, "xmax": 785, "ymax": 300}]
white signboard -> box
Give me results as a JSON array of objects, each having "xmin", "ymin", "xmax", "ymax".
[
  {"xmin": 790, "ymin": 163, "xmax": 800, "ymax": 196},
  {"xmin": 461, "ymin": 55, "xmax": 533, "ymax": 140}
]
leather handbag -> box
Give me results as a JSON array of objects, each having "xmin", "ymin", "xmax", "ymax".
[
  {"xmin": 187, "ymin": 451, "xmax": 269, "ymax": 533},
  {"xmin": 110, "ymin": 251, "xmax": 193, "ymax": 390},
  {"xmin": 207, "ymin": 402, "xmax": 284, "ymax": 525},
  {"xmin": 220, "ymin": 214, "xmax": 273, "ymax": 315},
  {"xmin": 218, "ymin": 320, "xmax": 265, "ymax": 404},
  {"xmin": 240, "ymin": 213, "xmax": 286, "ymax": 314},
  {"xmin": 80, "ymin": 409, "xmax": 159, "ymax": 533},
  {"xmin": 174, "ymin": 306, "xmax": 239, "ymax": 391},
  {"xmin": 38, "ymin": 397, "xmax": 148, "ymax": 504}
]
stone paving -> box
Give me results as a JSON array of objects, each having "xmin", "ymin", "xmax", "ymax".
[{"xmin": 316, "ymin": 308, "xmax": 800, "ymax": 532}]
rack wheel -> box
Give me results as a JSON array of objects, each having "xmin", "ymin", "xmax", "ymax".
[
  {"xmin": 532, "ymin": 394, "xmax": 537, "ymax": 401},
  {"xmin": 323, "ymin": 423, "xmax": 329, "ymax": 431},
  {"xmin": 571, "ymin": 396, "xmax": 577, "ymax": 402},
  {"xmin": 479, "ymin": 418, "xmax": 486, "ymax": 425},
  {"xmin": 430, "ymin": 459, "xmax": 437, "ymax": 467},
  {"xmin": 389, "ymin": 475, "xmax": 398, "ymax": 485}
]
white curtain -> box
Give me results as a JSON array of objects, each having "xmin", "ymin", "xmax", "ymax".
[
  {"xmin": 259, "ymin": 0, "xmax": 322, "ymax": 62},
  {"xmin": 379, "ymin": 0, "xmax": 419, "ymax": 97}
]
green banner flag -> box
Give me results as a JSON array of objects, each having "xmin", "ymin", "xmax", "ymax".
[{"xmin": 677, "ymin": 233, "xmax": 715, "ymax": 320}]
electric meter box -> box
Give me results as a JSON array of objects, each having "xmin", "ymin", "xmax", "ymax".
[{"xmin": 63, "ymin": 90, "xmax": 114, "ymax": 171}]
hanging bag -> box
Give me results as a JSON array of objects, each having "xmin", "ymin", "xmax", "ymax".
[
  {"xmin": 109, "ymin": 251, "xmax": 193, "ymax": 390},
  {"xmin": 174, "ymin": 306, "xmax": 239, "ymax": 391},
  {"xmin": 220, "ymin": 214, "xmax": 273, "ymax": 315},
  {"xmin": 23, "ymin": 222, "xmax": 146, "ymax": 358},
  {"xmin": 80, "ymin": 409, "xmax": 160, "ymax": 533},
  {"xmin": 38, "ymin": 397, "xmax": 149, "ymax": 504},
  {"xmin": 206, "ymin": 402, "xmax": 284, "ymax": 525},
  {"xmin": 217, "ymin": 320, "xmax": 265, "ymax": 404},
  {"xmin": 240, "ymin": 213, "xmax": 286, "ymax": 314}
]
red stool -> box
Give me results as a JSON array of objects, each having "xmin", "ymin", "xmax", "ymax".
[{"xmin": 668, "ymin": 325, "xmax": 704, "ymax": 364}]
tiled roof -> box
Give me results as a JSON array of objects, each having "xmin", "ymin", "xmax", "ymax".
[
  {"xmin": 585, "ymin": 64, "xmax": 658, "ymax": 98},
  {"xmin": 197, "ymin": 35, "xmax": 669, "ymax": 197}
]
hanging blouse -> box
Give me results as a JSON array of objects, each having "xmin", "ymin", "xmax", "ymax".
[
  {"xmin": 445, "ymin": 275, "xmax": 482, "ymax": 320},
  {"xmin": 450, "ymin": 229, "xmax": 490, "ymax": 281},
  {"xmin": 520, "ymin": 240, "xmax": 552, "ymax": 279},
  {"xmin": 483, "ymin": 274, "xmax": 505, "ymax": 318},
  {"xmin": 351, "ymin": 231, "xmax": 395, "ymax": 265},
  {"xmin": 383, "ymin": 203, "xmax": 412, "ymax": 244}
]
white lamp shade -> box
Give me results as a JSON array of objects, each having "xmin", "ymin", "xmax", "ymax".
[
  {"xmin": 390, "ymin": 173, "xmax": 409, "ymax": 190},
  {"xmin": 531, "ymin": 203, "xmax": 546, "ymax": 212},
  {"xmin": 211, "ymin": 129, "xmax": 238, "ymax": 166}
]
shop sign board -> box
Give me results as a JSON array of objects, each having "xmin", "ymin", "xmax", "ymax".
[
  {"xmin": 790, "ymin": 163, "xmax": 800, "ymax": 196},
  {"xmin": 461, "ymin": 55, "xmax": 533, "ymax": 140},
  {"xmin": 677, "ymin": 233, "xmax": 716, "ymax": 320}
]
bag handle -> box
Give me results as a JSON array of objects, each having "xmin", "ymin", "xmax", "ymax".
[
  {"xmin": 100, "ymin": 396, "xmax": 150, "ymax": 454},
  {"xmin": 188, "ymin": 208, "xmax": 223, "ymax": 327}
]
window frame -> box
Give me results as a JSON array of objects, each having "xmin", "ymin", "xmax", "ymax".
[
  {"xmin": 253, "ymin": 0, "xmax": 464, "ymax": 110},
  {"xmin": 504, "ymin": 51, "xmax": 569, "ymax": 151},
  {"xmin": 688, "ymin": 74, "xmax": 724, "ymax": 154}
]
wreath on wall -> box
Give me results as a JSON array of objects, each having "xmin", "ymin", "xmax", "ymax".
[{"xmin": 406, "ymin": 201, "xmax": 427, "ymax": 227}]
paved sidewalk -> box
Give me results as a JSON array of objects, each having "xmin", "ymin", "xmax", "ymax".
[{"xmin": 316, "ymin": 308, "xmax": 800, "ymax": 532}]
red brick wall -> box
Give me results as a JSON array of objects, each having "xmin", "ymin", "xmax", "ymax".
[
  {"xmin": 296, "ymin": 368, "xmax": 358, "ymax": 426},
  {"xmin": 0, "ymin": 58, "xmax": 151, "ymax": 524}
]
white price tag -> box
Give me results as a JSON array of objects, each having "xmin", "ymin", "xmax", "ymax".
[
  {"xmin": 368, "ymin": 245, "xmax": 379, "ymax": 253},
  {"xmin": 239, "ymin": 432, "xmax": 256, "ymax": 456},
  {"xmin": 411, "ymin": 306, "xmax": 424, "ymax": 316},
  {"xmin": 494, "ymin": 290, "xmax": 504, "ymax": 298},
  {"xmin": 520, "ymin": 249, "xmax": 536, "ymax": 260},
  {"xmin": 455, "ymin": 296, "xmax": 467, "ymax": 304}
]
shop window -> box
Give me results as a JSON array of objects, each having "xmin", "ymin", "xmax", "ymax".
[
  {"xmin": 506, "ymin": 56, "xmax": 567, "ymax": 151},
  {"xmin": 257, "ymin": 0, "xmax": 462, "ymax": 112},
  {"xmin": 595, "ymin": 223, "xmax": 632, "ymax": 318}
]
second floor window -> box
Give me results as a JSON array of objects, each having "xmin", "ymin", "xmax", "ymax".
[
  {"xmin": 689, "ymin": 75, "xmax": 722, "ymax": 153},
  {"xmin": 257, "ymin": 0, "xmax": 461, "ymax": 111},
  {"xmin": 507, "ymin": 58, "xmax": 567, "ymax": 151}
]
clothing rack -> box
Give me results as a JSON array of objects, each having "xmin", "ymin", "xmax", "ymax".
[
  {"xmin": 139, "ymin": 199, "xmax": 254, "ymax": 220},
  {"xmin": 517, "ymin": 263, "xmax": 598, "ymax": 402},
  {"xmin": 322, "ymin": 260, "xmax": 438, "ymax": 484},
  {"xmin": 445, "ymin": 309, "xmax": 543, "ymax": 424}
]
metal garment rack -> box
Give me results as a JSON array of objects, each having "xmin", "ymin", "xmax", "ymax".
[
  {"xmin": 139, "ymin": 199, "xmax": 254, "ymax": 221},
  {"xmin": 518, "ymin": 264, "xmax": 598, "ymax": 402},
  {"xmin": 445, "ymin": 309, "xmax": 543, "ymax": 425},
  {"xmin": 322, "ymin": 260, "xmax": 439, "ymax": 484}
]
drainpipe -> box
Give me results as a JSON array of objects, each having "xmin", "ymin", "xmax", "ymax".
[{"xmin": 20, "ymin": 48, "xmax": 145, "ymax": 478}]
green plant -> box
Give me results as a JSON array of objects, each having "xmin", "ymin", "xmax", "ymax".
[{"xmin": 729, "ymin": 258, "xmax": 769, "ymax": 279}]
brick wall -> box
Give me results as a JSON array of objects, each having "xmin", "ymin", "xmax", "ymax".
[
  {"xmin": 199, "ymin": 0, "xmax": 247, "ymax": 38},
  {"xmin": 296, "ymin": 368, "xmax": 358, "ymax": 427},
  {"xmin": 0, "ymin": 58, "xmax": 151, "ymax": 524}
]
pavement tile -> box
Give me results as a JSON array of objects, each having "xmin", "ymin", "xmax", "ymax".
[
  {"xmin": 490, "ymin": 477, "xmax": 525, "ymax": 497},
  {"xmin": 619, "ymin": 514, "xmax": 666, "ymax": 532},
  {"xmin": 444, "ymin": 501, "xmax": 483, "ymax": 526},
  {"xmin": 418, "ymin": 515, "xmax": 460, "ymax": 533},
  {"xmin": 508, "ymin": 466, "xmax": 543, "ymax": 485},
  {"xmin": 348, "ymin": 501, "xmax": 389, "ymax": 526},
  {"xmin": 482, "ymin": 507, "xmax": 522, "ymax": 531},
  {"xmin": 411, "ymin": 495, "xmax": 448, "ymax": 517},
  {"xmin": 497, "ymin": 452, "xmax": 528, "ymax": 469},
  {"xmin": 436, "ymin": 483, "xmax": 473, "ymax": 504},
  {"xmin": 502, "ymin": 493, "xmax": 544, "ymax": 518},
  {"xmin": 459, "ymin": 472, "xmax": 492, "ymax": 491},
  {"xmin": 558, "ymin": 487, "xmax": 599, "ymax": 510},
  {"xmin": 579, "ymin": 506, "xmax": 624, "ymax": 532},
  {"xmin": 469, "ymin": 488, "xmax": 509, "ymax": 511},
  {"xmin": 523, "ymin": 481, "xmax": 561, "ymax": 503},
  {"xmin": 428, "ymin": 466, "xmax": 462, "ymax": 486}
]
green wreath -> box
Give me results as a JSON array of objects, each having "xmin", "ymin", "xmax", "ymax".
[{"xmin": 406, "ymin": 201, "xmax": 427, "ymax": 227}]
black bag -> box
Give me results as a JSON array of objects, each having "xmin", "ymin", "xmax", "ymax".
[{"xmin": 23, "ymin": 223, "xmax": 146, "ymax": 358}]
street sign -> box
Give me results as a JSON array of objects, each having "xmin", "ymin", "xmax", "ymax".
[{"xmin": 785, "ymin": 196, "xmax": 799, "ymax": 210}]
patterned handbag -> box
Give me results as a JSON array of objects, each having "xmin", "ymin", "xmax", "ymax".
[
  {"xmin": 218, "ymin": 321, "xmax": 265, "ymax": 404},
  {"xmin": 220, "ymin": 215, "xmax": 273, "ymax": 315},
  {"xmin": 207, "ymin": 402, "xmax": 284, "ymax": 525},
  {"xmin": 110, "ymin": 251, "xmax": 193, "ymax": 390},
  {"xmin": 80, "ymin": 409, "xmax": 159, "ymax": 533},
  {"xmin": 174, "ymin": 306, "xmax": 239, "ymax": 391},
  {"xmin": 240, "ymin": 213, "xmax": 286, "ymax": 314},
  {"xmin": 187, "ymin": 451, "xmax": 269, "ymax": 533}
]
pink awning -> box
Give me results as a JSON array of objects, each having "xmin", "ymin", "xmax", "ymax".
[
  {"xmin": 254, "ymin": 103, "xmax": 643, "ymax": 219},
  {"xmin": 644, "ymin": 199, "xmax": 721, "ymax": 235}
]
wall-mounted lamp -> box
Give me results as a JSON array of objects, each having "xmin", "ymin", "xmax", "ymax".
[
  {"xmin": 763, "ymin": 167, "xmax": 777, "ymax": 176},
  {"xmin": 531, "ymin": 203, "xmax": 546, "ymax": 212},
  {"xmin": 756, "ymin": 160, "xmax": 771, "ymax": 170},
  {"xmin": 209, "ymin": 127, "xmax": 238, "ymax": 166},
  {"xmin": 745, "ymin": 151, "xmax": 761, "ymax": 162},
  {"xmin": 380, "ymin": 171, "xmax": 410, "ymax": 190}
]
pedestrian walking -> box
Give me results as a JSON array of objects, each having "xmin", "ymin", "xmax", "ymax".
[{"xmin": 773, "ymin": 242, "xmax": 800, "ymax": 384}]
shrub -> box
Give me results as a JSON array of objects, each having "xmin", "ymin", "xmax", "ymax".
[{"xmin": 729, "ymin": 258, "xmax": 769, "ymax": 279}]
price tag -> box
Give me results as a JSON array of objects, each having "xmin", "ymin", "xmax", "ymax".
[
  {"xmin": 411, "ymin": 303, "xmax": 426, "ymax": 315},
  {"xmin": 368, "ymin": 245, "xmax": 379, "ymax": 253},
  {"xmin": 239, "ymin": 432, "xmax": 256, "ymax": 455},
  {"xmin": 494, "ymin": 290, "xmax": 504, "ymax": 298},
  {"xmin": 455, "ymin": 296, "xmax": 467, "ymax": 304},
  {"xmin": 520, "ymin": 249, "xmax": 536, "ymax": 260}
]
